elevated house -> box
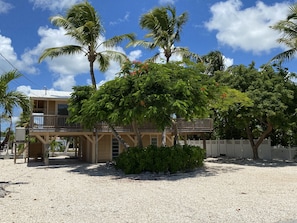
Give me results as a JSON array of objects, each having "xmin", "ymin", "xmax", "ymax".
[{"xmin": 28, "ymin": 89, "xmax": 213, "ymax": 163}]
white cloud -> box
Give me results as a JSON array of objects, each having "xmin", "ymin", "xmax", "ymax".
[
  {"xmin": 0, "ymin": 0, "xmax": 13, "ymax": 14},
  {"xmin": 29, "ymin": 0, "xmax": 82, "ymax": 12},
  {"xmin": 19, "ymin": 26, "xmax": 132, "ymax": 90},
  {"xmin": 109, "ymin": 12, "xmax": 130, "ymax": 26},
  {"xmin": 154, "ymin": 47, "xmax": 183, "ymax": 63},
  {"xmin": 53, "ymin": 74, "xmax": 76, "ymax": 91},
  {"xmin": 159, "ymin": 0, "xmax": 177, "ymax": 5},
  {"xmin": 205, "ymin": 0, "xmax": 289, "ymax": 54},
  {"xmin": 0, "ymin": 35, "xmax": 38, "ymax": 74},
  {"xmin": 223, "ymin": 56, "xmax": 233, "ymax": 69},
  {"xmin": 128, "ymin": 50, "xmax": 142, "ymax": 61},
  {"xmin": 16, "ymin": 85, "xmax": 33, "ymax": 95}
]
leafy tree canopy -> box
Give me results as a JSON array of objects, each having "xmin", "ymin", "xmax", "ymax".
[
  {"xmin": 76, "ymin": 61, "xmax": 218, "ymax": 130},
  {"xmin": 212, "ymin": 62, "xmax": 297, "ymax": 158}
]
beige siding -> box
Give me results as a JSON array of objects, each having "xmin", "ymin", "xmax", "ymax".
[
  {"xmin": 98, "ymin": 135, "xmax": 112, "ymax": 162},
  {"xmin": 48, "ymin": 101, "xmax": 55, "ymax": 115}
]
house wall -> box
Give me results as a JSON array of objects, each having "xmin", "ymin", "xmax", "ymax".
[
  {"xmin": 142, "ymin": 135, "xmax": 151, "ymax": 147},
  {"xmin": 48, "ymin": 101, "xmax": 55, "ymax": 115},
  {"xmin": 98, "ymin": 135, "xmax": 112, "ymax": 162},
  {"xmin": 95, "ymin": 133, "xmax": 174, "ymax": 162}
]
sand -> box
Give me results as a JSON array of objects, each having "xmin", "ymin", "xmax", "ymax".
[{"xmin": 0, "ymin": 157, "xmax": 297, "ymax": 223}]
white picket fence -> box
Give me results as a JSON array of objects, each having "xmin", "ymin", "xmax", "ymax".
[{"xmin": 182, "ymin": 138, "xmax": 297, "ymax": 161}]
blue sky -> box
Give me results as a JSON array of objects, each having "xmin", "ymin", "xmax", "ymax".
[{"xmin": 0, "ymin": 0, "xmax": 296, "ymax": 128}]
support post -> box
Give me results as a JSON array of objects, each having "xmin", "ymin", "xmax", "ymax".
[{"xmin": 44, "ymin": 143, "xmax": 50, "ymax": 166}]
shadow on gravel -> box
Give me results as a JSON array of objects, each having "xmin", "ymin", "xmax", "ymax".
[
  {"xmin": 0, "ymin": 181, "xmax": 29, "ymax": 198},
  {"xmin": 206, "ymin": 157, "xmax": 297, "ymax": 168},
  {"xmin": 26, "ymin": 157, "xmax": 85, "ymax": 169},
  {"xmin": 24, "ymin": 156, "xmax": 245, "ymax": 181},
  {"xmin": 66, "ymin": 160, "xmax": 243, "ymax": 181},
  {"xmin": 25, "ymin": 156, "xmax": 294, "ymax": 182}
]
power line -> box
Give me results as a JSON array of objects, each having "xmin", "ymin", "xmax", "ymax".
[{"xmin": 0, "ymin": 52, "xmax": 42, "ymax": 89}]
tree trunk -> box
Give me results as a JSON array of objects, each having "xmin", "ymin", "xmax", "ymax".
[
  {"xmin": 107, "ymin": 123, "xmax": 130, "ymax": 151},
  {"xmin": 132, "ymin": 120, "xmax": 143, "ymax": 148},
  {"xmin": 245, "ymin": 122, "xmax": 273, "ymax": 160},
  {"xmin": 89, "ymin": 58, "xmax": 97, "ymax": 89},
  {"xmin": 161, "ymin": 129, "xmax": 166, "ymax": 147},
  {"xmin": 172, "ymin": 119, "xmax": 179, "ymax": 146}
]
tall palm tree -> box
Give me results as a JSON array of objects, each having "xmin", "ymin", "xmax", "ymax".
[
  {"xmin": 0, "ymin": 70, "xmax": 30, "ymax": 148},
  {"xmin": 129, "ymin": 6, "xmax": 201, "ymax": 146},
  {"xmin": 39, "ymin": 1, "xmax": 135, "ymax": 89},
  {"xmin": 202, "ymin": 51, "xmax": 225, "ymax": 75},
  {"xmin": 271, "ymin": 4, "xmax": 297, "ymax": 63},
  {"xmin": 129, "ymin": 5, "xmax": 200, "ymax": 63}
]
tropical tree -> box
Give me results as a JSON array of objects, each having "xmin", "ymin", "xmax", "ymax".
[
  {"xmin": 202, "ymin": 51, "xmax": 226, "ymax": 75},
  {"xmin": 74, "ymin": 62, "xmax": 217, "ymax": 148},
  {"xmin": 0, "ymin": 70, "xmax": 30, "ymax": 148},
  {"xmin": 128, "ymin": 5, "xmax": 201, "ymax": 145},
  {"xmin": 15, "ymin": 111, "xmax": 31, "ymax": 128},
  {"xmin": 271, "ymin": 4, "xmax": 297, "ymax": 63},
  {"xmin": 129, "ymin": 5, "xmax": 200, "ymax": 63},
  {"xmin": 68, "ymin": 85, "xmax": 131, "ymax": 149},
  {"xmin": 212, "ymin": 63, "xmax": 297, "ymax": 159},
  {"xmin": 39, "ymin": 1, "xmax": 135, "ymax": 89}
]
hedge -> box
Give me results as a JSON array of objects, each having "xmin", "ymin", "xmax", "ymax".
[{"xmin": 115, "ymin": 144, "xmax": 205, "ymax": 174}]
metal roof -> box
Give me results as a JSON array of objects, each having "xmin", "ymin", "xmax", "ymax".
[{"xmin": 28, "ymin": 89, "xmax": 72, "ymax": 99}]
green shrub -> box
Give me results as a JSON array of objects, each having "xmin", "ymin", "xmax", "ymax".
[{"xmin": 115, "ymin": 145, "xmax": 205, "ymax": 174}]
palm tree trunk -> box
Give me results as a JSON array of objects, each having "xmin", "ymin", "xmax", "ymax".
[{"xmin": 89, "ymin": 59, "xmax": 97, "ymax": 89}]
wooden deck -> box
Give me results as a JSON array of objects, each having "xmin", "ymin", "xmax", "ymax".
[{"xmin": 29, "ymin": 115, "xmax": 213, "ymax": 134}]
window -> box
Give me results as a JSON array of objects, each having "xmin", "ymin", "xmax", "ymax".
[
  {"xmin": 58, "ymin": 104, "xmax": 68, "ymax": 115},
  {"xmin": 57, "ymin": 104, "xmax": 68, "ymax": 126},
  {"xmin": 112, "ymin": 138, "xmax": 119, "ymax": 159},
  {"xmin": 151, "ymin": 136, "xmax": 158, "ymax": 146}
]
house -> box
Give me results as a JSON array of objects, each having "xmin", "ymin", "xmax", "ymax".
[{"xmin": 28, "ymin": 89, "xmax": 213, "ymax": 164}]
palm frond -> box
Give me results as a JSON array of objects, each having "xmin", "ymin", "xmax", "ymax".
[
  {"xmin": 127, "ymin": 40, "xmax": 155, "ymax": 49},
  {"xmin": 270, "ymin": 3, "xmax": 297, "ymax": 63},
  {"xmin": 103, "ymin": 50, "xmax": 129, "ymax": 64},
  {"xmin": 145, "ymin": 52, "xmax": 161, "ymax": 63},
  {"xmin": 271, "ymin": 48, "xmax": 297, "ymax": 63},
  {"xmin": 96, "ymin": 53, "xmax": 111, "ymax": 72},
  {"xmin": 50, "ymin": 16, "xmax": 72, "ymax": 29},
  {"xmin": 174, "ymin": 47, "xmax": 202, "ymax": 62},
  {"xmin": 0, "ymin": 71, "xmax": 30, "ymax": 116},
  {"xmin": 102, "ymin": 33, "xmax": 135, "ymax": 48},
  {"xmin": 38, "ymin": 45, "xmax": 83, "ymax": 62}
]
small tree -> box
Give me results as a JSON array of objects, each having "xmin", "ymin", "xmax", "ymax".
[{"xmin": 212, "ymin": 63, "xmax": 297, "ymax": 159}]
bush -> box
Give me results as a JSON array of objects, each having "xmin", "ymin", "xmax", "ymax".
[{"xmin": 115, "ymin": 145, "xmax": 205, "ymax": 174}]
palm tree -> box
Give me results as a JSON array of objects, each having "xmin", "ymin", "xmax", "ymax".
[
  {"xmin": 0, "ymin": 70, "xmax": 30, "ymax": 149},
  {"xmin": 271, "ymin": 4, "xmax": 297, "ymax": 63},
  {"xmin": 202, "ymin": 51, "xmax": 225, "ymax": 75},
  {"xmin": 129, "ymin": 6, "xmax": 201, "ymax": 146},
  {"xmin": 129, "ymin": 5, "xmax": 200, "ymax": 63},
  {"xmin": 39, "ymin": 1, "xmax": 135, "ymax": 89}
]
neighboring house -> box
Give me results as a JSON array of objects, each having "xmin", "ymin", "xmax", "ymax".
[{"xmin": 28, "ymin": 89, "xmax": 213, "ymax": 163}]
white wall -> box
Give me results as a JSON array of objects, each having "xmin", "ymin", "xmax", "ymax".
[{"xmin": 182, "ymin": 139, "xmax": 297, "ymax": 161}]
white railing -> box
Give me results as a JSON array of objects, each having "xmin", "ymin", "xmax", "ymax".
[{"xmin": 182, "ymin": 138, "xmax": 297, "ymax": 161}]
